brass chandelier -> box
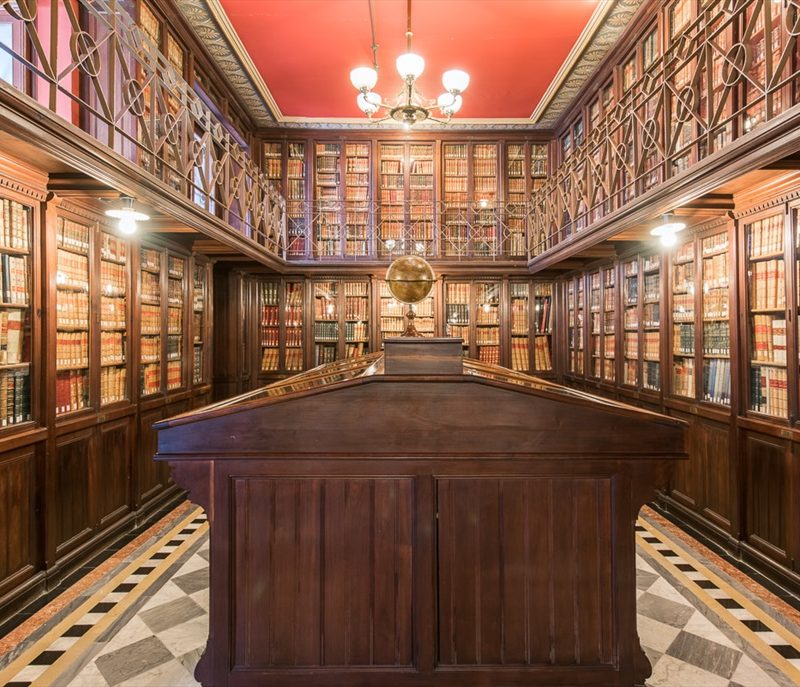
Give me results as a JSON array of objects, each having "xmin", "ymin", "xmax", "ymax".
[{"xmin": 349, "ymin": 0, "xmax": 470, "ymax": 128}]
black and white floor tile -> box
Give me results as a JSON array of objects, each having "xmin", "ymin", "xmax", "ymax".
[{"xmin": 1, "ymin": 508, "xmax": 798, "ymax": 687}]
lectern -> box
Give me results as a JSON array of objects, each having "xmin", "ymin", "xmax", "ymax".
[{"xmin": 155, "ymin": 339, "xmax": 686, "ymax": 687}]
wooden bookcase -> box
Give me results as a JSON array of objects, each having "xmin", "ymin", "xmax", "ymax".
[
  {"xmin": 622, "ymin": 258, "xmax": 639, "ymax": 387},
  {"xmin": 567, "ymin": 275, "xmax": 585, "ymax": 376},
  {"xmin": 312, "ymin": 277, "xmax": 370, "ymax": 365},
  {"xmin": 744, "ymin": 210, "xmax": 788, "ymax": 418},
  {"xmin": 261, "ymin": 140, "xmax": 309, "ymax": 258},
  {"xmin": 192, "ymin": 259, "xmax": 212, "ymax": 387},
  {"xmin": 443, "ymin": 279, "xmax": 502, "ymax": 364},
  {"xmin": 378, "ymin": 142, "xmax": 435, "ymax": 257},
  {"xmin": 509, "ymin": 281, "xmax": 553, "ymax": 374},
  {"xmin": 642, "ymin": 252, "xmax": 662, "ymax": 392},
  {"xmin": 313, "ymin": 141, "xmax": 342, "ymax": 257},
  {"xmin": 441, "ymin": 142, "xmax": 500, "ymax": 257},
  {"xmin": 602, "ymin": 266, "xmax": 616, "ymax": 383},
  {"xmin": 258, "ymin": 278, "xmax": 305, "ymax": 377},
  {"xmin": 377, "ymin": 280, "xmax": 436, "ymax": 344},
  {"xmin": 0, "ymin": 194, "xmax": 34, "ymax": 427},
  {"xmin": 99, "ymin": 231, "xmax": 130, "ymax": 405},
  {"xmin": 344, "ymin": 142, "xmax": 371, "ymax": 257}
]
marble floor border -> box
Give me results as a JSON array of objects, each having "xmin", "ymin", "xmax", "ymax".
[
  {"xmin": 636, "ymin": 518, "xmax": 800, "ymax": 684},
  {"xmin": 0, "ymin": 509, "xmax": 208, "ymax": 687}
]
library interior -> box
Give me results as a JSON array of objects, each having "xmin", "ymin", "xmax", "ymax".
[{"xmin": 0, "ymin": 0, "xmax": 799, "ymax": 685}]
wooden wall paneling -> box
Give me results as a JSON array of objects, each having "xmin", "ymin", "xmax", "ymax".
[
  {"xmin": 135, "ymin": 405, "xmax": 168, "ymax": 508},
  {"xmin": 95, "ymin": 417, "xmax": 133, "ymax": 529},
  {"xmin": 436, "ymin": 476, "xmax": 614, "ymax": 667},
  {"xmin": 0, "ymin": 446, "xmax": 40, "ymax": 599},
  {"xmin": 230, "ymin": 477, "xmax": 414, "ymax": 669},
  {"xmin": 51, "ymin": 428, "xmax": 96, "ymax": 558},
  {"xmin": 743, "ymin": 431, "xmax": 792, "ymax": 567}
]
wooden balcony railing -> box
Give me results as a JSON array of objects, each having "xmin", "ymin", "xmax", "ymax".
[
  {"xmin": 0, "ymin": 0, "xmax": 285, "ymax": 257},
  {"xmin": 285, "ymin": 200, "xmax": 531, "ymax": 262},
  {"xmin": 528, "ymin": 0, "xmax": 800, "ymax": 262}
]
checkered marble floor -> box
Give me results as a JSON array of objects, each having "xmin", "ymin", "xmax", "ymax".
[{"xmin": 1, "ymin": 507, "xmax": 799, "ymax": 687}]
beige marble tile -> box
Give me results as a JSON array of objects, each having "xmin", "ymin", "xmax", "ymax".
[
  {"xmin": 189, "ymin": 588, "xmax": 209, "ymax": 613},
  {"xmin": 116, "ymin": 657, "xmax": 197, "ymax": 687},
  {"xmin": 637, "ymin": 614, "xmax": 681, "ymax": 653},
  {"xmin": 646, "ymin": 654, "xmax": 729, "ymax": 687},
  {"xmin": 64, "ymin": 658, "xmax": 110, "ymax": 687},
  {"xmin": 682, "ymin": 610, "xmax": 738, "ymax": 649},
  {"xmin": 729, "ymin": 654, "xmax": 781, "ymax": 687},
  {"xmin": 156, "ymin": 615, "xmax": 208, "ymax": 657},
  {"xmin": 647, "ymin": 576, "xmax": 695, "ymax": 607},
  {"xmin": 140, "ymin": 580, "xmax": 187, "ymax": 612},
  {"xmin": 97, "ymin": 616, "xmax": 153, "ymax": 658}
]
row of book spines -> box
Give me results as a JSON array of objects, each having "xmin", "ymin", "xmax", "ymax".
[
  {"xmin": 141, "ymin": 305, "xmax": 161, "ymax": 334},
  {"xmin": 167, "ymin": 309, "xmax": 182, "ymax": 331},
  {"xmin": 167, "ymin": 257, "xmax": 184, "ymax": 279},
  {"xmin": 166, "ymin": 361, "xmax": 182, "ymax": 390},
  {"xmin": 101, "ymin": 366, "xmax": 126, "ymax": 404},
  {"xmin": 140, "ymin": 336, "xmax": 160, "ymax": 361},
  {"xmin": 56, "ymin": 251, "xmax": 87, "ymax": 290},
  {"xmin": 56, "ymin": 331, "xmax": 89, "ymax": 368},
  {"xmin": 0, "ymin": 370, "xmax": 31, "ymax": 427},
  {"xmin": 100, "ymin": 262, "xmax": 126, "ymax": 295},
  {"xmin": 314, "ymin": 344, "xmax": 338, "ymax": 366},
  {"xmin": 101, "ymin": 331, "xmax": 126, "ymax": 364},
  {"xmin": 260, "ymin": 329, "xmax": 304, "ymax": 347},
  {"xmin": 345, "ymin": 343, "xmax": 369, "ymax": 359},
  {"xmin": 56, "ymin": 291, "xmax": 89, "ymax": 328},
  {"xmin": 57, "ymin": 218, "xmax": 89, "ymax": 254},
  {"xmin": 141, "ymin": 271, "xmax": 160, "ymax": 301},
  {"xmin": 752, "ymin": 315, "xmax": 786, "ymax": 363},
  {"xmin": 140, "ymin": 249, "xmax": 160, "ymax": 272},
  {"xmin": 140, "ymin": 363, "xmax": 161, "ymax": 395},
  {"xmin": 643, "ymin": 332, "xmax": 660, "ymax": 360},
  {"xmin": 750, "ymin": 365, "xmax": 786, "ymax": 416},
  {"xmin": 748, "ymin": 214, "xmax": 783, "ymax": 257},
  {"xmin": 56, "ymin": 370, "xmax": 88, "ymax": 414},
  {"xmin": 673, "ymin": 359, "xmax": 695, "ymax": 397},
  {"xmin": 643, "ymin": 361, "xmax": 661, "ymax": 390},
  {"xmin": 0, "ymin": 309, "xmax": 24, "ymax": 364},
  {"xmin": 749, "ymin": 259, "xmax": 786, "ymax": 310},
  {"xmin": 0, "ymin": 199, "xmax": 30, "ymax": 252}
]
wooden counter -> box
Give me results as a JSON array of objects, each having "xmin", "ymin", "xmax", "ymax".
[{"xmin": 155, "ymin": 338, "xmax": 687, "ymax": 687}]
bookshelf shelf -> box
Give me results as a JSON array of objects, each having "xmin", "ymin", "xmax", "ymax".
[
  {"xmin": 589, "ymin": 271, "xmax": 601, "ymax": 378},
  {"xmin": 602, "ymin": 267, "xmax": 616, "ymax": 382}
]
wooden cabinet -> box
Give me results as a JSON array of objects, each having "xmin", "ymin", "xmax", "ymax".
[
  {"xmin": 258, "ymin": 278, "xmax": 305, "ymax": 376},
  {"xmin": 312, "ymin": 277, "xmax": 370, "ymax": 365}
]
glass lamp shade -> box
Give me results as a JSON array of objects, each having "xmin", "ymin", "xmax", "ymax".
[
  {"xmin": 357, "ymin": 91, "xmax": 381, "ymax": 115},
  {"xmin": 442, "ymin": 69, "xmax": 470, "ymax": 93},
  {"xmin": 350, "ymin": 66, "xmax": 378, "ymax": 91},
  {"xmin": 437, "ymin": 93, "xmax": 462, "ymax": 116},
  {"xmin": 396, "ymin": 52, "xmax": 425, "ymax": 81}
]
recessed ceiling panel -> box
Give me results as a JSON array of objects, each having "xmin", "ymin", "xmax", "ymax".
[{"xmin": 217, "ymin": 0, "xmax": 602, "ymax": 120}]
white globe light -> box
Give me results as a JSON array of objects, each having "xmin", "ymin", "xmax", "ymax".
[
  {"xmin": 350, "ymin": 66, "xmax": 378, "ymax": 91},
  {"xmin": 442, "ymin": 69, "xmax": 470, "ymax": 93},
  {"xmin": 660, "ymin": 231, "xmax": 678, "ymax": 247},
  {"xmin": 118, "ymin": 215, "xmax": 138, "ymax": 235},
  {"xmin": 438, "ymin": 93, "xmax": 462, "ymax": 116},
  {"xmin": 356, "ymin": 91, "xmax": 381, "ymax": 116},
  {"xmin": 396, "ymin": 52, "xmax": 425, "ymax": 81}
]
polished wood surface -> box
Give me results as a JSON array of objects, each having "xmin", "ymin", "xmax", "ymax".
[{"xmin": 157, "ymin": 339, "xmax": 686, "ymax": 687}]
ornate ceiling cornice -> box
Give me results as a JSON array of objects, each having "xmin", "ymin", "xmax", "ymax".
[
  {"xmin": 176, "ymin": 0, "xmax": 644, "ymax": 130},
  {"xmin": 174, "ymin": 0, "xmax": 276, "ymax": 126},
  {"xmin": 533, "ymin": 0, "xmax": 644, "ymax": 127}
]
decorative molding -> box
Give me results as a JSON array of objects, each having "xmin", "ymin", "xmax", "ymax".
[
  {"xmin": 48, "ymin": 195, "xmax": 105, "ymax": 224},
  {"xmin": 175, "ymin": 0, "xmax": 644, "ymax": 130},
  {"xmin": 173, "ymin": 0, "xmax": 276, "ymax": 126},
  {"xmin": 0, "ymin": 175, "xmax": 49, "ymax": 202},
  {"xmin": 533, "ymin": 0, "xmax": 645, "ymax": 127}
]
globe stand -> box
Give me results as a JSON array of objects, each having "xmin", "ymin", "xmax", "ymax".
[{"xmin": 402, "ymin": 304, "xmax": 422, "ymax": 337}]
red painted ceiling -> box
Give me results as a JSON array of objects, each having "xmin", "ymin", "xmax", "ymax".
[{"xmin": 218, "ymin": 0, "xmax": 601, "ymax": 120}]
